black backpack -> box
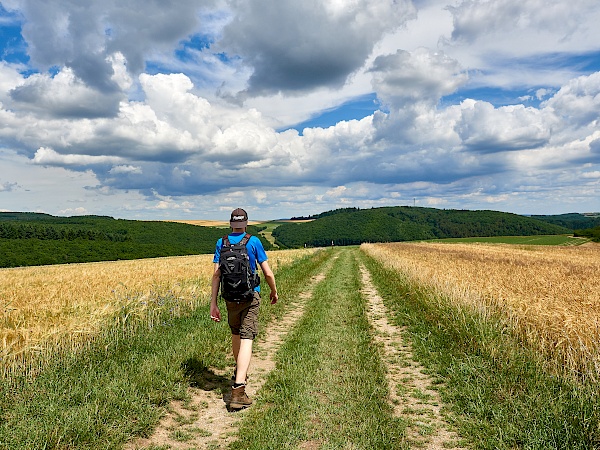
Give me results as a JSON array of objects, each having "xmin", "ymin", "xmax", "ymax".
[{"xmin": 218, "ymin": 233, "xmax": 259, "ymax": 301}]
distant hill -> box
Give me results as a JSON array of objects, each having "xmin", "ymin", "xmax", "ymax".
[
  {"xmin": 272, "ymin": 206, "xmax": 570, "ymax": 248},
  {"xmin": 530, "ymin": 213, "xmax": 600, "ymax": 231},
  {"xmin": 0, "ymin": 212, "xmax": 271, "ymax": 268}
]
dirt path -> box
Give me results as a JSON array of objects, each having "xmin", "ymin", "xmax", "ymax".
[
  {"xmin": 127, "ymin": 258, "xmax": 465, "ymax": 449},
  {"xmin": 360, "ymin": 265, "xmax": 466, "ymax": 449},
  {"xmin": 127, "ymin": 272, "xmax": 326, "ymax": 450}
]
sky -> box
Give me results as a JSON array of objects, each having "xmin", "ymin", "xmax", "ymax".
[{"xmin": 0, "ymin": 0, "xmax": 599, "ymax": 221}]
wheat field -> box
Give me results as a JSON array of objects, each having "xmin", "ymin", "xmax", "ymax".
[
  {"xmin": 0, "ymin": 249, "xmax": 315, "ymax": 368},
  {"xmin": 362, "ymin": 242, "xmax": 600, "ymax": 381}
]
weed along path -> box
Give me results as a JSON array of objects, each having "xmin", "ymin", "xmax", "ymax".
[
  {"xmin": 360, "ymin": 264, "xmax": 465, "ymax": 450},
  {"xmin": 127, "ymin": 261, "xmax": 331, "ymax": 449}
]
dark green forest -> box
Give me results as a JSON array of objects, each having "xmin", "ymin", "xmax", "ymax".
[
  {"xmin": 0, "ymin": 213, "xmax": 270, "ymax": 268},
  {"xmin": 531, "ymin": 213, "xmax": 600, "ymax": 243},
  {"xmin": 574, "ymin": 227, "xmax": 600, "ymax": 242},
  {"xmin": 531, "ymin": 213, "xmax": 600, "ymax": 230},
  {"xmin": 273, "ymin": 206, "xmax": 571, "ymax": 248}
]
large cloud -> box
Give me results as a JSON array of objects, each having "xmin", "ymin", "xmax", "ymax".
[
  {"xmin": 368, "ymin": 48, "xmax": 467, "ymax": 145},
  {"xmin": 447, "ymin": 0, "xmax": 595, "ymax": 47},
  {"xmin": 370, "ymin": 47, "xmax": 468, "ymax": 108},
  {"xmin": 455, "ymin": 100, "xmax": 554, "ymax": 153},
  {"xmin": 2, "ymin": 0, "xmax": 215, "ymax": 93},
  {"xmin": 9, "ymin": 67, "xmax": 124, "ymax": 118},
  {"xmin": 542, "ymin": 71, "xmax": 600, "ymax": 127},
  {"xmin": 219, "ymin": 0, "xmax": 416, "ymax": 97}
]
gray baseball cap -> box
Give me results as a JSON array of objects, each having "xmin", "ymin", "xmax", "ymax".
[{"xmin": 230, "ymin": 208, "xmax": 248, "ymax": 228}]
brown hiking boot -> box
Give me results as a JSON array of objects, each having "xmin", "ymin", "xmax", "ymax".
[{"xmin": 230, "ymin": 384, "xmax": 252, "ymax": 410}]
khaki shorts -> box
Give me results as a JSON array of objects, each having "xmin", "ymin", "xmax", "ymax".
[{"xmin": 225, "ymin": 291, "xmax": 261, "ymax": 340}]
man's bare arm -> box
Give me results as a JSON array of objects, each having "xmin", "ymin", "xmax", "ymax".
[
  {"xmin": 210, "ymin": 263, "xmax": 221, "ymax": 321},
  {"xmin": 259, "ymin": 260, "xmax": 278, "ymax": 304}
]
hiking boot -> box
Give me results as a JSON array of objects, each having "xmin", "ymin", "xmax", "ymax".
[{"xmin": 230, "ymin": 384, "xmax": 252, "ymax": 410}]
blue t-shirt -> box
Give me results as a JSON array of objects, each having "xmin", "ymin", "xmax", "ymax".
[{"xmin": 213, "ymin": 233, "xmax": 268, "ymax": 292}]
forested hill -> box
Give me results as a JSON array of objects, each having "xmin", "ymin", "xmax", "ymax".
[
  {"xmin": 0, "ymin": 213, "xmax": 270, "ymax": 268},
  {"xmin": 273, "ymin": 207, "xmax": 570, "ymax": 248},
  {"xmin": 530, "ymin": 213, "xmax": 600, "ymax": 230}
]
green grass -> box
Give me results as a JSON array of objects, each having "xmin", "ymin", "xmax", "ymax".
[
  {"xmin": 256, "ymin": 221, "xmax": 295, "ymax": 247},
  {"xmin": 428, "ymin": 234, "xmax": 589, "ymax": 245},
  {"xmin": 0, "ymin": 304, "xmax": 231, "ymax": 449},
  {"xmin": 233, "ymin": 248, "xmax": 407, "ymax": 449},
  {"xmin": 0, "ymin": 249, "xmax": 331, "ymax": 449},
  {"xmin": 361, "ymin": 251, "xmax": 600, "ymax": 449},
  {"xmin": 257, "ymin": 221, "xmax": 286, "ymax": 234}
]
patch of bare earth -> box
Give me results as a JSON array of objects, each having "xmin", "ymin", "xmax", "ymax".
[
  {"xmin": 126, "ymin": 273, "xmax": 326, "ymax": 450},
  {"xmin": 360, "ymin": 265, "xmax": 467, "ymax": 450}
]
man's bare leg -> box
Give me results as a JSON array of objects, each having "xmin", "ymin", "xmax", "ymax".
[
  {"xmin": 233, "ymin": 336, "xmax": 253, "ymax": 384},
  {"xmin": 232, "ymin": 334, "xmax": 241, "ymax": 362}
]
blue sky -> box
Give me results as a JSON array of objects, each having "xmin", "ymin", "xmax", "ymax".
[
  {"xmin": 283, "ymin": 94, "xmax": 381, "ymax": 133},
  {"xmin": 0, "ymin": 7, "xmax": 26, "ymax": 64},
  {"xmin": 1, "ymin": 0, "xmax": 599, "ymax": 220}
]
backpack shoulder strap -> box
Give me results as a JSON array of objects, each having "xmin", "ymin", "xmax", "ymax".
[
  {"xmin": 240, "ymin": 233, "xmax": 251, "ymax": 245},
  {"xmin": 222, "ymin": 235, "xmax": 230, "ymax": 247}
]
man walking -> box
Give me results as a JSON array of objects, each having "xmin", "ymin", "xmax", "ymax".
[{"xmin": 210, "ymin": 208, "xmax": 278, "ymax": 410}]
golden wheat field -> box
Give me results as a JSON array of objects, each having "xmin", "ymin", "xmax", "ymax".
[
  {"xmin": 0, "ymin": 248, "xmax": 315, "ymax": 365},
  {"xmin": 362, "ymin": 242, "xmax": 600, "ymax": 380},
  {"xmin": 166, "ymin": 220, "xmax": 264, "ymax": 227}
]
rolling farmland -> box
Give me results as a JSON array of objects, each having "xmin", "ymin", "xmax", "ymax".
[{"xmin": 2, "ymin": 242, "xmax": 599, "ymax": 448}]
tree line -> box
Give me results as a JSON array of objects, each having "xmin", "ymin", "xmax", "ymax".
[
  {"xmin": 574, "ymin": 227, "xmax": 600, "ymax": 242},
  {"xmin": 2, "ymin": 208, "xmax": 591, "ymax": 268},
  {"xmin": 531, "ymin": 213, "xmax": 600, "ymax": 230},
  {"xmin": 0, "ymin": 223, "xmax": 129, "ymax": 242},
  {"xmin": 532, "ymin": 213, "xmax": 600, "ymax": 243}
]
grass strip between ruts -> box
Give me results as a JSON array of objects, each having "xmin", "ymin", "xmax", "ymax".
[
  {"xmin": 361, "ymin": 250, "xmax": 600, "ymax": 449},
  {"xmin": 233, "ymin": 247, "xmax": 408, "ymax": 449},
  {"xmin": 0, "ymin": 249, "xmax": 331, "ymax": 449}
]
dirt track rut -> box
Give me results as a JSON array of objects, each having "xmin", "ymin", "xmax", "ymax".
[{"xmin": 360, "ymin": 264, "xmax": 466, "ymax": 449}]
